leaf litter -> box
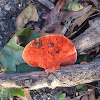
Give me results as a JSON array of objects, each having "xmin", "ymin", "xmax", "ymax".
[
  {"xmin": 0, "ymin": 0, "xmax": 100, "ymax": 99},
  {"xmin": 0, "ymin": 36, "xmax": 24, "ymax": 71},
  {"xmin": 15, "ymin": 3, "xmax": 39, "ymax": 31},
  {"xmin": 40, "ymin": 0, "xmax": 66, "ymax": 33}
]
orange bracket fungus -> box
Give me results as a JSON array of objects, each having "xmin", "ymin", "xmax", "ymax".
[{"xmin": 22, "ymin": 34, "xmax": 77, "ymax": 73}]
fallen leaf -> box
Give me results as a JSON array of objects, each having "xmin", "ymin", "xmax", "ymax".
[
  {"xmin": 0, "ymin": 88, "xmax": 24, "ymax": 100},
  {"xmin": 16, "ymin": 26, "xmax": 33, "ymax": 46},
  {"xmin": 41, "ymin": 11, "xmax": 63, "ymax": 33},
  {"xmin": 41, "ymin": 0, "xmax": 66, "ymax": 33},
  {"xmin": 64, "ymin": 0, "xmax": 83, "ymax": 11},
  {"xmin": 15, "ymin": 3, "xmax": 39, "ymax": 31},
  {"xmin": 71, "ymin": 8, "xmax": 95, "ymax": 32},
  {"xmin": 26, "ymin": 30, "xmax": 42, "ymax": 44},
  {"xmin": 16, "ymin": 28, "xmax": 42, "ymax": 46},
  {"xmin": 67, "ymin": 22, "xmax": 86, "ymax": 38},
  {"xmin": 40, "ymin": 25, "xmax": 62, "ymax": 35},
  {"xmin": 0, "ymin": 36, "xmax": 24, "ymax": 71},
  {"xmin": 62, "ymin": 5, "xmax": 92, "ymax": 36},
  {"xmin": 62, "ymin": 5, "xmax": 92, "ymax": 23},
  {"xmin": 41, "ymin": 0, "xmax": 83, "ymax": 33},
  {"xmin": 56, "ymin": 92, "xmax": 66, "ymax": 100}
]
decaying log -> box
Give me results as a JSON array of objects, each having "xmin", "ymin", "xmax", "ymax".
[
  {"xmin": 72, "ymin": 17, "xmax": 100, "ymax": 55},
  {"xmin": 0, "ymin": 59, "xmax": 100, "ymax": 90}
]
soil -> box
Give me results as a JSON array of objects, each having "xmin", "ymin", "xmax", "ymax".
[{"xmin": 0, "ymin": 0, "xmax": 50, "ymax": 50}]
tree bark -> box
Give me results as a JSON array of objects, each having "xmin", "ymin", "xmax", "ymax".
[
  {"xmin": 72, "ymin": 17, "xmax": 100, "ymax": 55},
  {"xmin": 0, "ymin": 60, "xmax": 100, "ymax": 90}
]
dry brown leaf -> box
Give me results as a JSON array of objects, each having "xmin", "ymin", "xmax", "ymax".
[
  {"xmin": 62, "ymin": 5, "xmax": 92, "ymax": 36},
  {"xmin": 71, "ymin": 8, "xmax": 95, "ymax": 32},
  {"xmin": 15, "ymin": 3, "xmax": 38, "ymax": 31},
  {"xmin": 17, "ymin": 90, "xmax": 32, "ymax": 100},
  {"xmin": 62, "ymin": 5, "xmax": 92, "ymax": 23},
  {"xmin": 67, "ymin": 21, "xmax": 87, "ymax": 38},
  {"xmin": 41, "ymin": 11, "xmax": 63, "ymax": 33},
  {"xmin": 88, "ymin": 91, "xmax": 95, "ymax": 100},
  {"xmin": 41, "ymin": 0, "xmax": 66, "ymax": 33},
  {"xmin": 34, "ymin": 24, "xmax": 62, "ymax": 36}
]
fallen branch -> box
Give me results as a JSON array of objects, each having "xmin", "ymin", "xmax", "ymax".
[
  {"xmin": 0, "ymin": 60, "xmax": 100, "ymax": 90},
  {"xmin": 72, "ymin": 17, "xmax": 100, "ymax": 55}
]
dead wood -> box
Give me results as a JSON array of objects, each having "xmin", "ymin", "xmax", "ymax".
[
  {"xmin": 0, "ymin": 59, "xmax": 100, "ymax": 90},
  {"xmin": 0, "ymin": 18, "xmax": 100, "ymax": 90},
  {"xmin": 72, "ymin": 17, "xmax": 100, "ymax": 55}
]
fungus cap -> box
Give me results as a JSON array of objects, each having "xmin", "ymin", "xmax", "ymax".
[{"xmin": 22, "ymin": 34, "xmax": 77, "ymax": 73}]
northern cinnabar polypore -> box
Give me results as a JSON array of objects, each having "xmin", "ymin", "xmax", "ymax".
[{"xmin": 22, "ymin": 34, "xmax": 77, "ymax": 73}]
